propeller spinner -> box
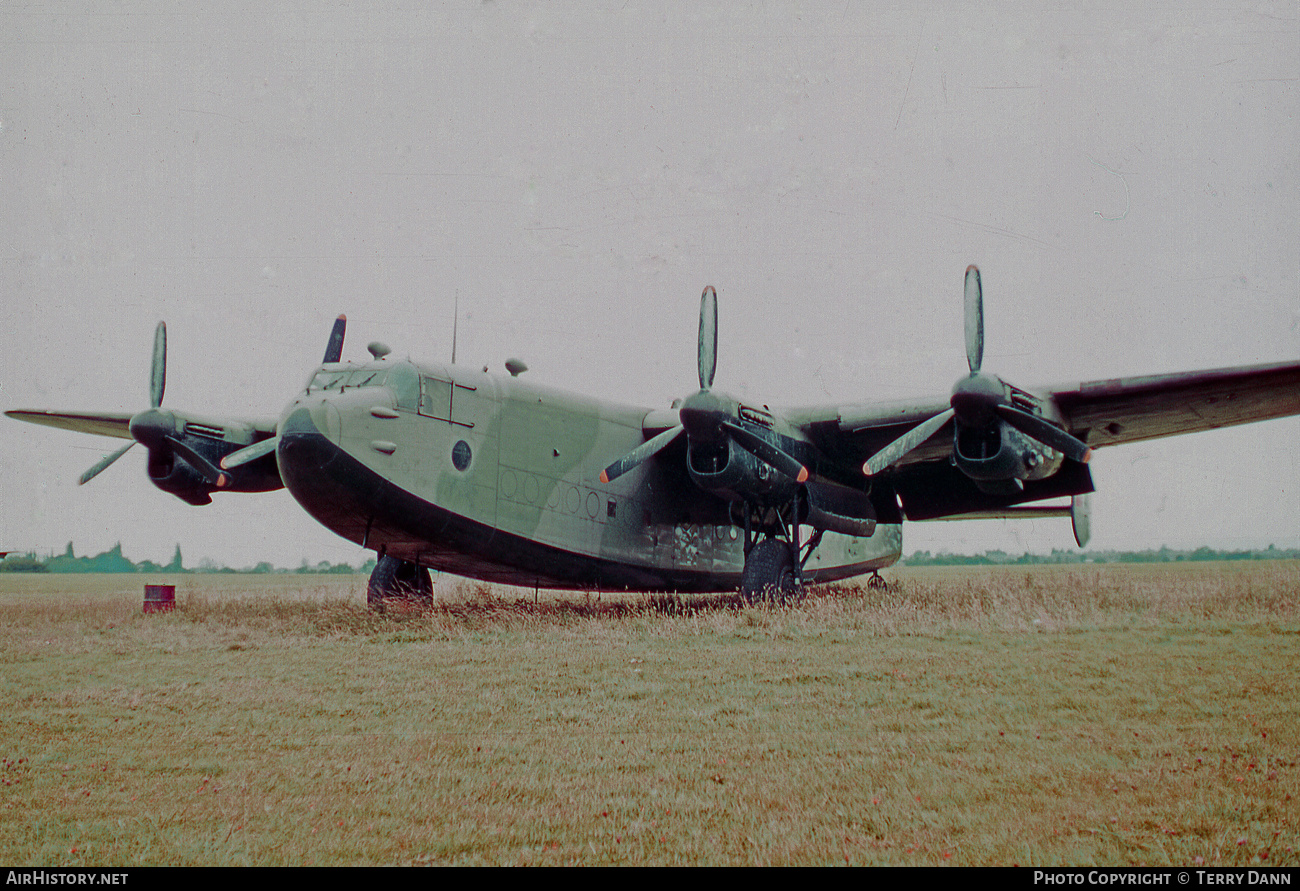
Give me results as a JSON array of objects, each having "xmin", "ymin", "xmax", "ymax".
[
  {"xmin": 863, "ymin": 266, "xmax": 1092, "ymax": 477},
  {"xmin": 600, "ymin": 287, "xmax": 808, "ymax": 486}
]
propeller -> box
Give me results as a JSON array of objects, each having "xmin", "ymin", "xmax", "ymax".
[
  {"xmin": 78, "ymin": 321, "xmax": 231, "ymax": 488},
  {"xmin": 698, "ymin": 285, "xmax": 717, "ymax": 390},
  {"xmin": 599, "ymin": 287, "xmax": 808, "ymax": 485},
  {"xmin": 78, "ymin": 322, "xmax": 165, "ymax": 484},
  {"xmin": 78, "ymin": 441, "xmax": 136, "ymax": 486},
  {"xmin": 220, "ymin": 436, "xmax": 278, "ymax": 471},
  {"xmin": 863, "ymin": 266, "xmax": 1092, "ymax": 476}
]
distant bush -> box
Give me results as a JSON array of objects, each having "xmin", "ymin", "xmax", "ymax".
[{"xmin": 0, "ymin": 555, "xmax": 49, "ymax": 573}]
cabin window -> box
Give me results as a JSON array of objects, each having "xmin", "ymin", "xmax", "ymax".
[{"xmin": 420, "ymin": 375, "xmax": 453, "ymax": 420}]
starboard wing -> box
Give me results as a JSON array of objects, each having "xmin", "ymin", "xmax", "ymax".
[
  {"xmin": 1046, "ymin": 360, "xmax": 1300, "ymax": 449},
  {"xmin": 790, "ymin": 359, "xmax": 1300, "ymax": 475}
]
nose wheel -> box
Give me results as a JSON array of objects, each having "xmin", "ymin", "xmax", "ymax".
[{"xmin": 367, "ymin": 555, "xmax": 433, "ymax": 611}]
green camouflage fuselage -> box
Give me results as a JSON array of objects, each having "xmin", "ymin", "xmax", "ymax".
[{"xmin": 276, "ymin": 358, "xmax": 901, "ymax": 591}]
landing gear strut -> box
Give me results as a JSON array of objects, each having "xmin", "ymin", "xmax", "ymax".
[{"xmin": 367, "ymin": 555, "xmax": 433, "ymax": 611}]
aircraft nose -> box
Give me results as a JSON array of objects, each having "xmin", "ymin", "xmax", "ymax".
[
  {"xmin": 274, "ymin": 403, "xmax": 374, "ymax": 548},
  {"xmin": 276, "ymin": 406, "xmax": 337, "ymax": 483}
]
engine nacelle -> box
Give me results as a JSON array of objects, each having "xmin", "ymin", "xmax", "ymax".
[
  {"xmin": 953, "ymin": 420, "xmax": 1064, "ymax": 493},
  {"xmin": 146, "ymin": 448, "xmax": 216, "ymax": 505},
  {"xmin": 144, "ymin": 431, "xmax": 283, "ymax": 506},
  {"xmin": 805, "ymin": 480, "xmax": 877, "ymax": 537},
  {"xmin": 687, "ymin": 436, "xmax": 800, "ymax": 507}
]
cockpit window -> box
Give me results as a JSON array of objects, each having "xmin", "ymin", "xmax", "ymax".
[
  {"xmin": 346, "ymin": 369, "xmax": 388, "ymax": 389},
  {"xmin": 308, "ymin": 370, "xmax": 348, "ymax": 392},
  {"xmin": 307, "ymin": 368, "xmax": 390, "ymax": 394},
  {"xmin": 386, "ymin": 362, "xmax": 420, "ymax": 410}
]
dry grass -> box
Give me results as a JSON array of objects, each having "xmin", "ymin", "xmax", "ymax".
[{"xmin": 0, "ymin": 563, "xmax": 1296, "ymax": 865}]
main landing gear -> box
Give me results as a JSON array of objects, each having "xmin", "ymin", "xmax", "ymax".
[
  {"xmin": 367, "ymin": 555, "xmax": 433, "ymax": 611},
  {"xmin": 736, "ymin": 500, "xmax": 822, "ymax": 606},
  {"xmin": 741, "ymin": 538, "xmax": 797, "ymax": 604}
]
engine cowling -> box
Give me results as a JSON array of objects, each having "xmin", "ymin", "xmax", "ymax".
[
  {"xmin": 146, "ymin": 448, "xmax": 218, "ymax": 505},
  {"xmin": 687, "ymin": 436, "xmax": 800, "ymax": 506},
  {"xmin": 133, "ymin": 412, "xmax": 283, "ymax": 505},
  {"xmin": 805, "ymin": 480, "xmax": 877, "ymax": 537},
  {"xmin": 953, "ymin": 420, "xmax": 1064, "ymax": 495}
]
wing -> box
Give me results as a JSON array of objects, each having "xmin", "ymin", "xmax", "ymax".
[
  {"xmin": 787, "ymin": 397, "xmax": 956, "ymax": 477},
  {"xmin": 1047, "ymin": 360, "xmax": 1300, "ymax": 448},
  {"xmin": 4, "ymin": 409, "xmax": 134, "ymax": 440},
  {"xmin": 5, "ymin": 408, "xmax": 278, "ymax": 441}
]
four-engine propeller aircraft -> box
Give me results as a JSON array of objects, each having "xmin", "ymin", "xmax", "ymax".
[{"xmin": 8, "ymin": 266, "xmax": 1300, "ymax": 607}]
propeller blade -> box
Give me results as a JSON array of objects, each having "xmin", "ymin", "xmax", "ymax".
[
  {"xmin": 721, "ymin": 420, "xmax": 809, "ymax": 483},
  {"xmin": 79, "ymin": 441, "xmax": 135, "ymax": 485},
  {"xmin": 220, "ymin": 436, "xmax": 279, "ymax": 471},
  {"xmin": 599, "ymin": 425, "xmax": 684, "ymax": 484},
  {"xmin": 165, "ymin": 436, "xmax": 232, "ymax": 488},
  {"xmin": 964, "ymin": 265, "xmax": 983, "ymax": 374},
  {"xmin": 862, "ymin": 408, "xmax": 955, "ymax": 476},
  {"xmin": 323, "ymin": 314, "xmax": 347, "ymax": 364},
  {"xmin": 150, "ymin": 321, "xmax": 167, "ymax": 408},
  {"xmin": 1071, "ymin": 493, "xmax": 1091, "ymax": 548},
  {"xmin": 698, "ymin": 287, "xmax": 717, "ymax": 390},
  {"xmin": 994, "ymin": 404, "xmax": 1093, "ymax": 465}
]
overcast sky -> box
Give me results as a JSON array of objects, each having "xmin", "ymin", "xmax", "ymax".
[{"xmin": 2, "ymin": 2, "xmax": 1296, "ymax": 568}]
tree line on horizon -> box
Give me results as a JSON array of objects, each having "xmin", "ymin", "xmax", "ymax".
[
  {"xmin": 0, "ymin": 542, "xmax": 377, "ymax": 575},
  {"xmin": 0, "ymin": 541, "xmax": 1296, "ymax": 574},
  {"xmin": 902, "ymin": 544, "xmax": 1300, "ymax": 566}
]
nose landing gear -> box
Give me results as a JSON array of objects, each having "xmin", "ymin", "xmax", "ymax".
[{"xmin": 367, "ymin": 555, "xmax": 433, "ymax": 611}]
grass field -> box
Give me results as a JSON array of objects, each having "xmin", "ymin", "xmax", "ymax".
[{"xmin": 0, "ymin": 563, "xmax": 1296, "ymax": 866}]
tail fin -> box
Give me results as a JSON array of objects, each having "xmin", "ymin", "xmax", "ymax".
[{"xmin": 323, "ymin": 314, "xmax": 347, "ymax": 363}]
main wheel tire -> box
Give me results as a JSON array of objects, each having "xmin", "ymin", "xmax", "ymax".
[
  {"xmin": 740, "ymin": 539, "xmax": 799, "ymax": 605},
  {"xmin": 367, "ymin": 556, "xmax": 433, "ymax": 611}
]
